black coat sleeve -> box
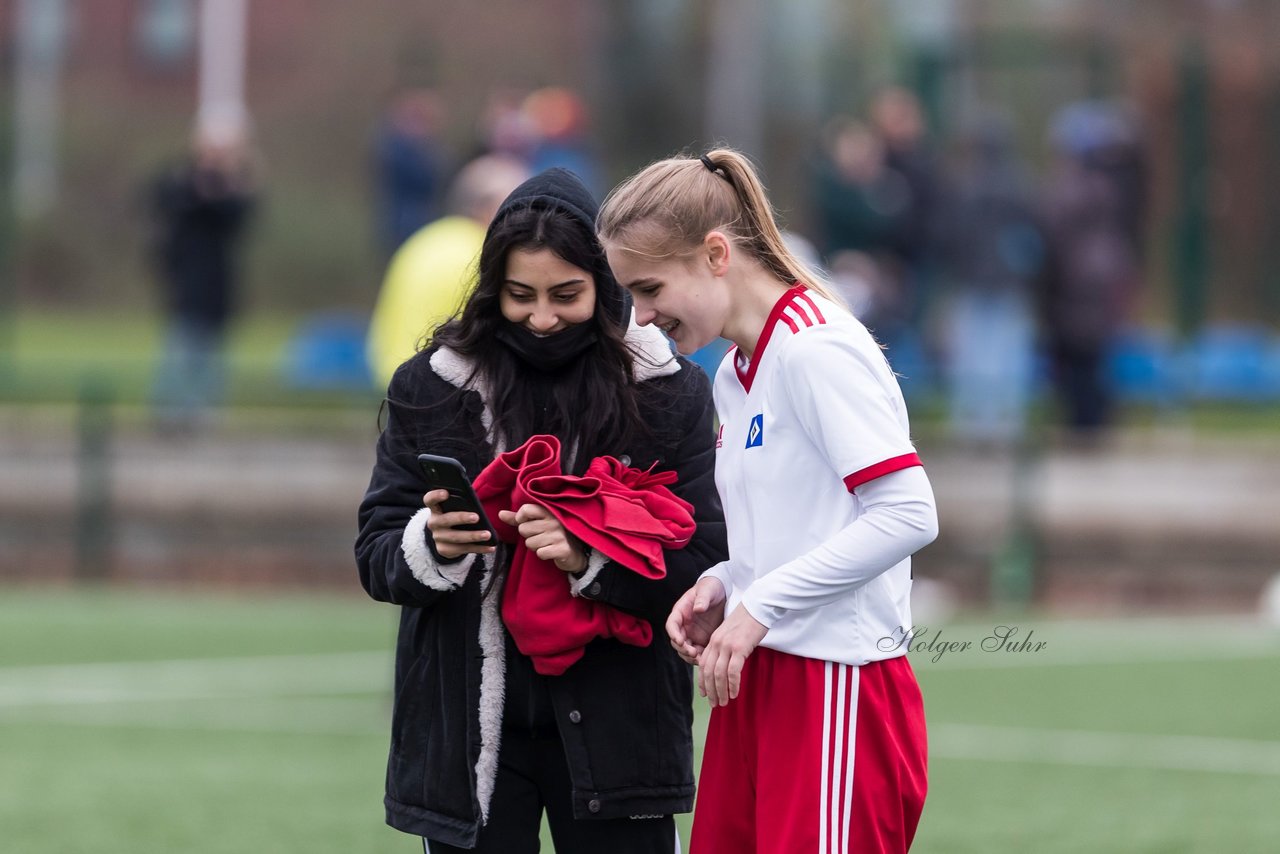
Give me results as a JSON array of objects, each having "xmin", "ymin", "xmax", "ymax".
[
  {"xmin": 354, "ymin": 361, "xmax": 478, "ymax": 608},
  {"xmin": 582, "ymin": 363, "xmax": 728, "ymax": 622}
]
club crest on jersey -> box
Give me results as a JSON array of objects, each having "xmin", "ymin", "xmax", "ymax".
[{"xmin": 745, "ymin": 413, "xmax": 764, "ymax": 448}]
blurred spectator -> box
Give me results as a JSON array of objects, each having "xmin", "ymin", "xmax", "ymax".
[
  {"xmin": 813, "ymin": 117, "xmax": 907, "ymax": 255},
  {"xmin": 522, "ymin": 86, "xmax": 602, "ymax": 197},
  {"xmin": 374, "ymin": 86, "xmax": 448, "ymax": 256},
  {"xmin": 366, "ymin": 155, "xmax": 529, "ymax": 389},
  {"xmin": 870, "ymin": 86, "xmax": 944, "ymax": 282},
  {"xmin": 473, "ymin": 87, "xmax": 534, "ymax": 162},
  {"xmin": 1040, "ymin": 101, "xmax": 1145, "ymax": 439},
  {"xmin": 148, "ymin": 120, "xmax": 258, "ymax": 434},
  {"xmin": 935, "ymin": 109, "xmax": 1045, "ymax": 446},
  {"xmin": 868, "ymin": 86, "xmax": 946, "ymax": 390},
  {"xmin": 810, "ymin": 116, "xmax": 912, "ymax": 331},
  {"xmin": 1049, "ymin": 100, "xmax": 1148, "ymax": 261}
]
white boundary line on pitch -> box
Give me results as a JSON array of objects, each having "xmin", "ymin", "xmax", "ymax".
[
  {"xmin": 915, "ymin": 641, "xmax": 1280, "ymax": 669},
  {"xmin": 931, "ymin": 723, "xmax": 1280, "ymax": 776},
  {"xmin": 899, "ymin": 619, "xmax": 1280, "ymax": 670},
  {"xmin": 0, "ymin": 696, "xmax": 388, "ymax": 735},
  {"xmin": 2, "ymin": 635, "xmax": 1278, "ymax": 705},
  {"xmin": 0, "ymin": 651, "xmax": 391, "ymax": 707},
  {"xmin": 5, "ymin": 699, "xmax": 1278, "ymax": 779}
]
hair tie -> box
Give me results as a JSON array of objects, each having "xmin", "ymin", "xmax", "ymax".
[{"xmin": 699, "ymin": 154, "xmax": 717, "ymax": 173}]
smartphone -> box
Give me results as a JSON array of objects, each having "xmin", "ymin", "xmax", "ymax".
[{"xmin": 416, "ymin": 454, "xmax": 497, "ymax": 540}]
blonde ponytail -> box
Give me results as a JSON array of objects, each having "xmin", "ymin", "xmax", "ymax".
[{"xmin": 598, "ymin": 148, "xmax": 844, "ymax": 306}]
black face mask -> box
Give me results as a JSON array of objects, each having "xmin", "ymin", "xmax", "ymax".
[{"xmin": 495, "ymin": 320, "xmax": 599, "ymax": 372}]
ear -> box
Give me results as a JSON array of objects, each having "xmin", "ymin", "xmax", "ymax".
[{"xmin": 704, "ymin": 231, "xmax": 732, "ymax": 277}]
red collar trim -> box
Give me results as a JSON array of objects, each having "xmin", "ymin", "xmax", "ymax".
[{"xmin": 735, "ymin": 283, "xmax": 808, "ymax": 392}]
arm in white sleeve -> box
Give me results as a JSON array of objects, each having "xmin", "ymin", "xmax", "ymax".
[
  {"xmin": 699, "ymin": 560, "xmax": 735, "ymax": 595},
  {"xmin": 739, "ymin": 465, "xmax": 938, "ymax": 628}
]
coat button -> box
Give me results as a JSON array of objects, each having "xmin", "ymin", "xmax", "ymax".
[
  {"xmin": 568, "ymin": 710, "xmax": 582, "ymax": 724},
  {"xmin": 587, "ymin": 582, "xmax": 602, "ymax": 597},
  {"xmin": 619, "ymin": 455, "xmax": 631, "ymax": 467},
  {"xmin": 588, "ymin": 799, "xmax": 601, "ymax": 813}
]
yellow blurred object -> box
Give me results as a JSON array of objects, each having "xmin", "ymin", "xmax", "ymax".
[{"xmin": 365, "ymin": 215, "xmax": 486, "ymax": 389}]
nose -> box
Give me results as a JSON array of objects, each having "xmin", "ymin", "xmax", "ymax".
[
  {"xmin": 634, "ymin": 305, "xmax": 657, "ymax": 326},
  {"xmin": 527, "ymin": 307, "xmax": 559, "ymax": 334}
]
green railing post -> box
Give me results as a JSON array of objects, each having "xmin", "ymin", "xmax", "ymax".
[
  {"xmin": 75, "ymin": 375, "xmax": 115, "ymax": 581},
  {"xmin": 1262, "ymin": 80, "xmax": 1280, "ymax": 326},
  {"xmin": 1173, "ymin": 37, "xmax": 1210, "ymax": 341},
  {"xmin": 990, "ymin": 426, "xmax": 1041, "ymax": 609}
]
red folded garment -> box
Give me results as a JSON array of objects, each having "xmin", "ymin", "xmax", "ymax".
[{"xmin": 473, "ymin": 435, "xmax": 695, "ymax": 676}]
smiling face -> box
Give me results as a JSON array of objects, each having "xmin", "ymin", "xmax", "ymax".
[
  {"xmin": 604, "ymin": 239, "xmax": 731, "ymax": 355},
  {"xmin": 499, "ymin": 247, "xmax": 597, "ymax": 335}
]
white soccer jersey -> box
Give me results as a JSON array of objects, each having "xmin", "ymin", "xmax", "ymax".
[{"xmin": 708, "ymin": 285, "xmax": 926, "ymax": 666}]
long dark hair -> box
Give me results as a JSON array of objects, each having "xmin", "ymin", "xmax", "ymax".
[{"xmin": 432, "ymin": 203, "xmax": 649, "ymax": 471}]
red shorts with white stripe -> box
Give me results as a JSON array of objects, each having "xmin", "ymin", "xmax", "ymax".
[{"xmin": 689, "ymin": 649, "xmax": 927, "ymax": 854}]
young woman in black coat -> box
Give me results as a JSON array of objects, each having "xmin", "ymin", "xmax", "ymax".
[{"xmin": 355, "ymin": 167, "xmax": 728, "ymax": 853}]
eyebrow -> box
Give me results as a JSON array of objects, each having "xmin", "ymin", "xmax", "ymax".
[
  {"xmin": 620, "ymin": 277, "xmax": 660, "ymax": 291},
  {"xmin": 503, "ymin": 279, "xmax": 587, "ymax": 290}
]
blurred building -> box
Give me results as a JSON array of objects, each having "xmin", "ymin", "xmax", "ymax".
[{"xmin": 1, "ymin": 0, "xmax": 1279, "ymax": 334}]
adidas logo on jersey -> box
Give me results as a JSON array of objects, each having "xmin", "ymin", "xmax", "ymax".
[{"xmin": 745, "ymin": 413, "xmax": 764, "ymax": 448}]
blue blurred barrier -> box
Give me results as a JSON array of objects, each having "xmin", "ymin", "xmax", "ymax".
[
  {"xmin": 1265, "ymin": 341, "xmax": 1280, "ymax": 396},
  {"xmin": 1107, "ymin": 325, "xmax": 1280, "ymax": 404},
  {"xmin": 284, "ymin": 311, "xmax": 372, "ymax": 391},
  {"xmin": 1107, "ymin": 327, "xmax": 1178, "ymax": 403},
  {"xmin": 687, "ymin": 337, "xmax": 730, "ymax": 378},
  {"xmin": 1188, "ymin": 326, "xmax": 1273, "ymax": 402}
]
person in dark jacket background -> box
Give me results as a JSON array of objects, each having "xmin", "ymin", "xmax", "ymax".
[
  {"xmin": 355, "ymin": 167, "xmax": 728, "ymax": 853},
  {"xmin": 148, "ymin": 121, "xmax": 257, "ymax": 433}
]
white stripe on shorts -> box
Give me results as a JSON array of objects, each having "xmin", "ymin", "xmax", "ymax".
[{"xmin": 820, "ymin": 661, "xmax": 860, "ymax": 854}]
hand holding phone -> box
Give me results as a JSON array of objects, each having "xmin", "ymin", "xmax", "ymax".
[{"xmin": 418, "ymin": 454, "xmax": 497, "ymax": 558}]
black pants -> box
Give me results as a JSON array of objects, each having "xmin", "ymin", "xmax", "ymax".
[
  {"xmin": 423, "ymin": 729, "xmax": 677, "ymax": 854},
  {"xmin": 1051, "ymin": 341, "xmax": 1113, "ymax": 433}
]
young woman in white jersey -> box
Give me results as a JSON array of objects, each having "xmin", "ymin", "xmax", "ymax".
[{"xmin": 598, "ymin": 149, "xmax": 939, "ymax": 853}]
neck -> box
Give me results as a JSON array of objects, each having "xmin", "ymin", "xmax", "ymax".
[{"xmin": 722, "ymin": 266, "xmax": 793, "ymax": 360}]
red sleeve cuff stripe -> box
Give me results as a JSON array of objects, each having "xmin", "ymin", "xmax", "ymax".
[{"xmin": 843, "ymin": 453, "xmax": 923, "ymax": 491}]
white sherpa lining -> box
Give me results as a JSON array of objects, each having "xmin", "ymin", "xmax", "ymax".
[
  {"xmin": 569, "ymin": 548, "xmax": 612, "ymax": 597},
  {"xmin": 401, "ymin": 507, "xmax": 473, "ymax": 590},
  {"xmin": 474, "ymin": 569, "xmax": 505, "ymax": 822}
]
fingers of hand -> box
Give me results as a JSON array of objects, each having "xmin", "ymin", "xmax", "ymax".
[
  {"xmin": 697, "ymin": 645, "xmax": 718, "ymax": 701},
  {"xmin": 513, "ymin": 503, "xmax": 551, "ymax": 524},
  {"xmin": 666, "ymin": 589, "xmax": 698, "ymax": 646},
  {"xmin": 692, "ymin": 576, "xmax": 726, "ymax": 614},
  {"xmin": 432, "ymin": 536, "xmax": 495, "ymax": 557},
  {"xmin": 433, "ymin": 529, "xmax": 492, "ymax": 547},
  {"xmin": 428, "ymin": 512, "xmax": 491, "ymax": 541},
  {"xmin": 534, "ymin": 543, "xmax": 571, "ymax": 563},
  {"xmin": 428, "ymin": 508, "xmax": 493, "ymax": 558},
  {"xmin": 519, "ymin": 517, "xmax": 560, "ymax": 545},
  {"xmin": 713, "ymin": 650, "xmax": 734, "ymax": 706},
  {"xmin": 698, "ymin": 624, "xmax": 755, "ymax": 706},
  {"xmin": 665, "ymin": 613, "xmax": 687, "ymax": 649},
  {"xmin": 727, "ymin": 653, "xmax": 744, "ymax": 701},
  {"xmin": 423, "ymin": 490, "xmax": 449, "ymax": 509}
]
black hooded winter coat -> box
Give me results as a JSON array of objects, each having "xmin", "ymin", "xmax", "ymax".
[{"xmin": 355, "ymin": 168, "xmax": 728, "ymax": 848}]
